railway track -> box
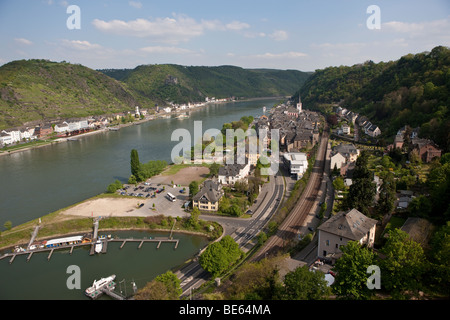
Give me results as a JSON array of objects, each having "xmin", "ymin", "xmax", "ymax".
[{"xmin": 252, "ymin": 131, "xmax": 329, "ymax": 261}]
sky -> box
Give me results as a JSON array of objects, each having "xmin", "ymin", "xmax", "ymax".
[{"xmin": 0, "ymin": 0, "xmax": 449, "ymax": 71}]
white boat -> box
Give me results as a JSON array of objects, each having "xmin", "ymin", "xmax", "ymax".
[
  {"xmin": 94, "ymin": 239, "xmax": 103, "ymax": 253},
  {"xmin": 85, "ymin": 275, "xmax": 116, "ymax": 298}
]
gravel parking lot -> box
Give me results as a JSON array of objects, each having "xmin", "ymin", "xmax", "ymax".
[{"xmin": 119, "ymin": 182, "xmax": 191, "ymax": 218}]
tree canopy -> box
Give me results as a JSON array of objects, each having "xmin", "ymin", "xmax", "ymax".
[{"xmin": 199, "ymin": 235, "xmax": 242, "ymax": 277}]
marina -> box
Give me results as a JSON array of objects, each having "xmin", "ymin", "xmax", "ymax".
[
  {"xmin": 0, "ymin": 99, "xmax": 274, "ymax": 299},
  {"xmin": 0, "ymin": 218, "xmax": 180, "ymax": 264}
]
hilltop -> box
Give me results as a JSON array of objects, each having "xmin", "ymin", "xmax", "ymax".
[
  {"xmin": 292, "ymin": 45, "xmax": 450, "ymax": 151},
  {"xmin": 0, "ymin": 59, "xmax": 310, "ymax": 130},
  {"xmin": 0, "ymin": 59, "xmax": 148, "ymax": 130},
  {"xmin": 99, "ymin": 64, "xmax": 311, "ymax": 104}
]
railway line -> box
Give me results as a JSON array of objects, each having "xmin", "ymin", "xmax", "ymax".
[
  {"xmin": 251, "ymin": 130, "xmax": 329, "ymax": 261},
  {"xmin": 177, "ymin": 130, "xmax": 328, "ymax": 296}
]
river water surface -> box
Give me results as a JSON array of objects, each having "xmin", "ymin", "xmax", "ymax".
[{"xmin": 0, "ymin": 98, "xmax": 279, "ymax": 299}]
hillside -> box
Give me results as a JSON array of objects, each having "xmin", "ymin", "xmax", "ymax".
[
  {"xmin": 293, "ymin": 46, "xmax": 450, "ymax": 151},
  {"xmin": 0, "ymin": 60, "xmax": 310, "ymax": 130},
  {"xmin": 0, "ymin": 59, "xmax": 149, "ymax": 130},
  {"xmin": 100, "ymin": 64, "xmax": 311, "ymax": 104}
]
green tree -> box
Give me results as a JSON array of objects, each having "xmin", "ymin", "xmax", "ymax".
[
  {"xmin": 209, "ymin": 163, "xmax": 221, "ymax": 177},
  {"xmin": 283, "ymin": 265, "xmax": 331, "ymax": 300},
  {"xmin": 188, "ymin": 181, "xmax": 199, "ymax": 199},
  {"xmin": 425, "ymin": 223, "xmax": 450, "ymax": 294},
  {"xmin": 128, "ymin": 174, "xmax": 137, "ymax": 185},
  {"xmin": 106, "ymin": 179, "xmax": 123, "ymax": 193},
  {"xmin": 154, "ymin": 271, "xmax": 182, "ymax": 299},
  {"xmin": 332, "ymin": 176, "xmax": 345, "ymax": 191},
  {"xmin": 332, "ymin": 241, "xmax": 376, "ymax": 300},
  {"xmin": 427, "ymin": 161, "xmax": 450, "ymax": 220},
  {"xmin": 130, "ymin": 149, "xmax": 141, "ymax": 179},
  {"xmin": 134, "ymin": 271, "xmax": 181, "ymax": 300},
  {"xmin": 380, "ymin": 229, "xmax": 426, "ymax": 298},
  {"xmin": 199, "ymin": 235, "xmax": 242, "ymax": 277},
  {"xmin": 3, "ymin": 220, "xmax": 12, "ymax": 231},
  {"xmin": 188, "ymin": 206, "xmax": 200, "ymax": 228},
  {"xmin": 376, "ymin": 172, "xmax": 396, "ymax": 215},
  {"xmin": 344, "ymin": 151, "xmax": 376, "ymax": 215}
]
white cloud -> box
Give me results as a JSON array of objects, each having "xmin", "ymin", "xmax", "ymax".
[
  {"xmin": 128, "ymin": 1, "xmax": 142, "ymax": 9},
  {"xmin": 382, "ymin": 18, "xmax": 450, "ymax": 36},
  {"xmin": 254, "ymin": 51, "xmax": 307, "ymax": 59},
  {"xmin": 140, "ymin": 46, "xmax": 194, "ymax": 54},
  {"xmin": 14, "ymin": 38, "xmax": 33, "ymax": 46},
  {"xmin": 225, "ymin": 21, "xmax": 250, "ymax": 31},
  {"xmin": 61, "ymin": 40, "xmax": 102, "ymax": 51},
  {"xmin": 381, "ymin": 17, "xmax": 450, "ymax": 48},
  {"xmin": 92, "ymin": 14, "xmax": 251, "ymax": 44},
  {"xmin": 269, "ymin": 30, "xmax": 288, "ymax": 41}
]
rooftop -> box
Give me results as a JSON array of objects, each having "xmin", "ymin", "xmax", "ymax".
[{"xmin": 317, "ymin": 208, "xmax": 377, "ymax": 241}]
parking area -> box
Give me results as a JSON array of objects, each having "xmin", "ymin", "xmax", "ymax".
[{"xmin": 117, "ymin": 181, "xmax": 191, "ymax": 218}]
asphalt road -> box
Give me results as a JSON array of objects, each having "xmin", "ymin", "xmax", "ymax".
[{"xmin": 176, "ymin": 170, "xmax": 285, "ymax": 297}]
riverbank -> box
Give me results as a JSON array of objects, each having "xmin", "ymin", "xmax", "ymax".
[
  {"xmin": 0, "ymin": 96, "xmax": 285, "ymax": 158},
  {"xmin": 0, "ymin": 194, "xmax": 222, "ymax": 253}
]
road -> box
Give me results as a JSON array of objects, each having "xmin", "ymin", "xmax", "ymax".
[
  {"xmin": 176, "ymin": 130, "xmax": 328, "ymax": 296},
  {"xmin": 251, "ymin": 130, "xmax": 329, "ymax": 262},
  {"xmin": 176, "ymin": 168, "xmax": 285, "ymax": 297}
]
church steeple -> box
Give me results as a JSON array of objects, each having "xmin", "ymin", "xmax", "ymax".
[{"xmin": 296, "ymin": 96, "xmax": 302, "ymax": 113}]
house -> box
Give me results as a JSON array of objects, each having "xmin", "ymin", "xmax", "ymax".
[
  {"xmin": 411, "ymin": 138, "xmax": 442, "ymax": 163},
  {"xmin": 192, "ymin": 180, "xmax": 223, "ymax": 212},
  {"xmin": 283, "ymin": 152, "xmax": 308, "ymax": 179},
  {"xmin": 333, "ymin": 143, "xmax": 360, "ymax": 163},
  {"xmin": 54, "ymin": 122, "xmax": 69, "ymax": 134},
  {"xmin": 341, "ymin": 123, "xmax": 350, "ymax": 135},
  {"xmin": 35, "ymin": 124, "xmax": 53, "ymax": 138},
  {"xmin": 396, "ymin": 190, "xmax": 414, "ymax": 209},
  {"xmin": 0, "ymin": 131, "xmax": 12, "ymax": 145},
  {"xmin": 218, "ymin": 162, "xmax": 251, "ymax": 185},
  {"xmin": 317, "ymin": 208, "xmax": 378, "ymax": 261},
  {"xmin": 287, "ymin": 131, "xmax": 314, "ymax": 151},
  {"xmin": 330, "ymin": 152, "xmax": 346, "ymax": 171},
  {"xmin": 367, "ymin": 124, "xmax": 381, "ymax": 137}
]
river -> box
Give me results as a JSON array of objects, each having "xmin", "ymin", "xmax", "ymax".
[
  {"xmin": 0, "ymin": 98, "xmax": 279, "ymax": 299},
  {"xmin": 0, "ymin": 98, "xmax": 279, "ymax": 227}
]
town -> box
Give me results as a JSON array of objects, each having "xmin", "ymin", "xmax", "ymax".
[{"xmin": 0, "ymin": 96, "xmax": 233, "ymax": 149}]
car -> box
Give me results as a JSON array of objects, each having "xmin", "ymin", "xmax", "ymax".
[
  {"xmin": 308, "ymin": 227, "xmax": 314, "ymax": 232},
  {"xmin": 246, "ymin": 210, "xmax": 252, "ymax": 214}
]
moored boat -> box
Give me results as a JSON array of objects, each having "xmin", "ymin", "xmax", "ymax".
[
  {"xmin": 85, "ymin": 275, "xmax": 116, "ymax": 299},
  {"xmin": 94, "ymin": 239, "xmax": 103, "ymax": 253}
]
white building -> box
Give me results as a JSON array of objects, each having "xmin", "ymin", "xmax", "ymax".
[
  {"xmin": 330, "ymin": 152, "xmax": 346, "ymax": 171},
  {"xmin": 367, "ymin": 125, "xmax": 381, "ymax": 137},
  {"xmin": 218, "ymin": 163, "xmax": 251, "ymax": 185},
  {"xmin": 0, "ymin": 128, "xmax": 37, "ymax": 144},
  {"xmin": 54, "ymin": 122, "xmax": 69, "ymax": 133},
  {"xmin": 283, "ymin": 152, "xmax": 308, "ymax": 179},
  {"xmin": 317, "ymin": 208, "xmax": 378, "ymax": 260},
  {"xmin": 342, "ymin": 124, "xmax": 350, "ymax": 135}
]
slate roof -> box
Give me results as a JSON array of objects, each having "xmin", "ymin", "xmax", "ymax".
[
  {"xmin": 192, "ymin": 180, "xmax": 223, "ymax": 203},
  {"xmin": 218, "ymin": 163, "xmax": 247, "ymax": 177},
  {"xmin": 317, "ymin": 208, "xmax": 377, "ymax": 241}
]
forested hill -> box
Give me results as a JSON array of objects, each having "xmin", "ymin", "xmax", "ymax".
[
  {"xmin": 0, "ymin": 59, "xmax": 310, "ymax": 130},
  {"xmin": 293, "ymin": 45, "xmax": 450, "ymax": 152},
  {"xmin": 0, "ymin": 59, "xmax": 150, "ymax": 130},
  {"xmin": 99, "ymin": 64, "xmax": 311, "ymax": 104}
]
